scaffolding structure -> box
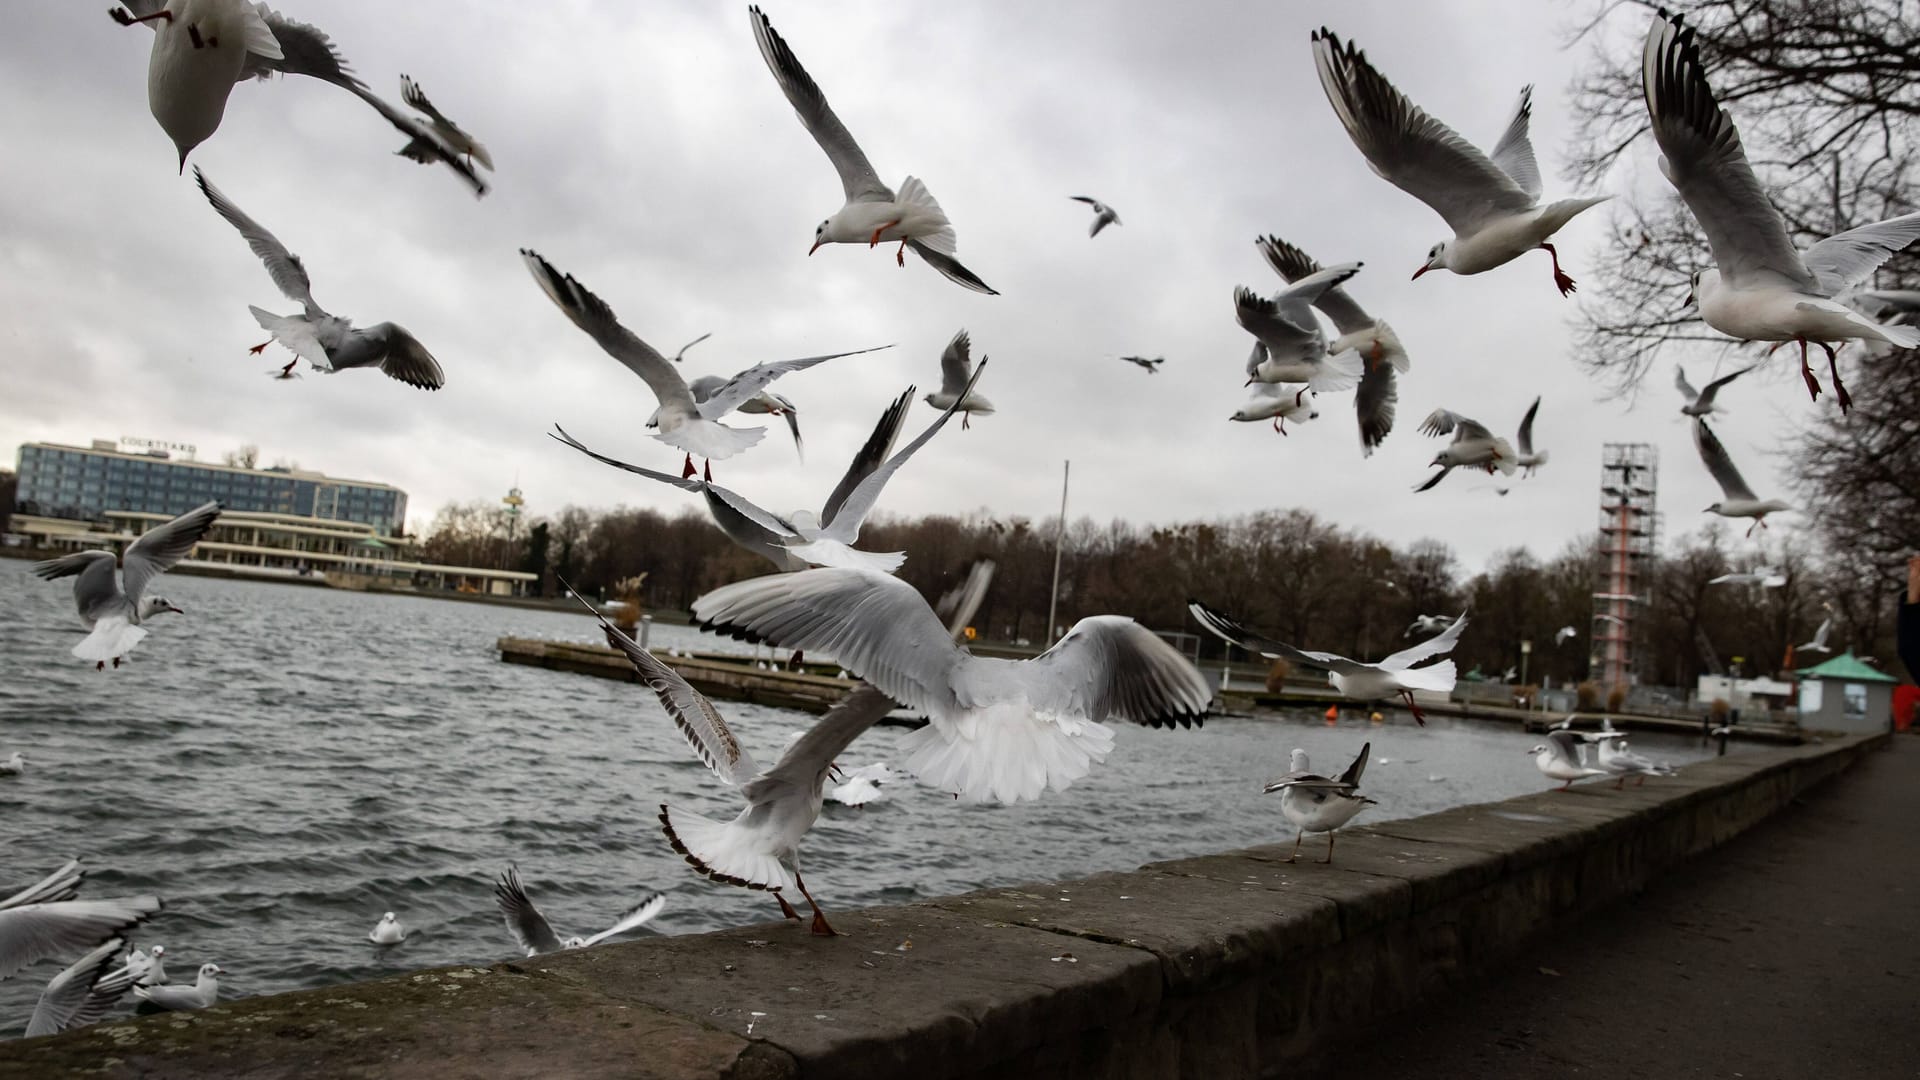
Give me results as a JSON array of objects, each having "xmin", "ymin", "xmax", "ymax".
[{"xmin": 1593, "ymin": 444, "xmax": 1658, "ymax": 688}]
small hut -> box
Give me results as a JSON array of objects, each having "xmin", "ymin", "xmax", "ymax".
[{"xmin": 1794, "ymin": 651, "xmax": 1898, "ymax": 734}]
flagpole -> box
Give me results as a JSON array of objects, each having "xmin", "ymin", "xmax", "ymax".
[{"xmin": 1046, "ymin": 460, "xmax": 1070, "ymax": 644}]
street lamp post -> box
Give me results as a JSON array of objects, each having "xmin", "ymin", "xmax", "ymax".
[{"xmin": 1519, "ymin": 639, "xmax": 1533, "ymax": 691}]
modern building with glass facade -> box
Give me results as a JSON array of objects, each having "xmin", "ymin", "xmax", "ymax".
[{"xmin": 13, "ymin": 439, "xmax": 407, "ymax": 536}]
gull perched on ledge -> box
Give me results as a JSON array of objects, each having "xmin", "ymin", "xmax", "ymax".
[{"xmin": 1264, "ymin": 743, "xmax": 1377, "ymax": 864}]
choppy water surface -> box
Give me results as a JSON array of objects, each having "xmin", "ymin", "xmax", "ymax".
[{"xmin": 0, "ymin": 561, "xmax": 1727, "ymax": 1033}]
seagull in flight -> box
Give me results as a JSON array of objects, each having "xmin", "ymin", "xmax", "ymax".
[
  {"xmin": 924, "ymin": 330, "xmax": 995, "ymax": 429},
  {"xmin": 1405, "ymin": 614, "xmax": 1457, "ymax": 639},
  {"xmin": 493, "ymin": 867, "xmax": 664, "ymax": 956},
  {"xmin": 1071, "ymin": 196, "xmax": 1122, "ymax": 237},
  {"xmin": 524, "ymin": 249, "xmax": 881, "ymax": 479},
  {"xmin": 1798, "ymin": 609, "xmax": 1835, "ymax": 654},
  {"xmin": 1230, "ymin": 381, "xmax": 1318, "ymax": 435},
  {"xmin": 555, "ymin": 370, "xmax": 982, "ymax": 573},
  {"xmin": 397, "ymin": 74, "xmax": 492, "ymax": 172},
  {"xmin": 1263, "ymin": 743, "xmax": 1376, "ymax": 864},
  {"xmin": 1675, "ymin": 363, "xmax": 1757, "ymax": 417},
  {"xmin": 1512, "ymin": 397, "xmax": 1548, "ymax": 477},
  {"xmin": 668, "ymin": 332, "xmax": 713, "ymax": 364},
  {"xmin": 1257, "ymin": 236, "xmax": 1407, "ymax": 456},
  {"xmin": 1415, "ymin": 409, "xmax": 1517, "ymax": 492},
  {"xmin": 1236, "ymin": 273, "xmax": 1368, "ymax": 403},
  {"xmin": 1642, "ymin": 12, "xmax": 1920, "ymax": 411},
  {"xmin": 1120, "ymin": 355, "xmax": 1164, "ymax": 374},
  {"xmin": 31, "ymin": 501, "xmax": 220, "ymax": 669},
  {"xmin": 695, "ymin": 568, "xmax": 1212, "ymax": 805},
  {"xmin": 1312, "ymin": 30, "xmax": 1608, "ymax": 296},
  {"xmin": 1191, "ymin": 600, "xmax": 1466, "ymax": 724},
  {"xmin": 1708, "ymin": 566, "xmax": 1786, "ymax": 588},
  {"xmin": 748, "ymin": 6, "xmax": 996, "ymax": 294},
  {"xmin": 196, "ymin": 170, "xmax": 447, "ymax": 389},
  {"xmin": 1693, "ymin": 419, "xmax": 1789, "ymax": 537},
  {"xmin": 1554, "ymin": 625, "xmax": 1577, "ymax": 646}
]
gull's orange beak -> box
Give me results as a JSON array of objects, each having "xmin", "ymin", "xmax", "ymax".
[
  {"xmin": 808, "ymin": 238, "xmax": 823, "ymax": 256},
  {"xmin": 1411, "ymin": 263, "xmax": 1432, "ymax": 281}
]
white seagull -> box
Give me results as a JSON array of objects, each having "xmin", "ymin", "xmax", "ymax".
[
  {"xmin": 1798, "ymin": 612, "xmax": 1834, "ymax": 654},
  {"xmin": 1313, "ymin": 31, "xmax": 1609, "ymax": 296},
  {"xmin": 1257, "ymin": 235, "xmax": 1407, "ymax": 456},
  {"xmin": 0, "ymin": 752, "xmax": 25, "ymax": 777},
  {"xmin": 585, "ymin": 561, "xmax": 993, "ymax": 935},
  {"xmin": 555, "ymin": 370, "xmax": 982, "ymax": 573},
  {"xmin": 524, "ymin": 249, "xmax": 879, "ymax": 478},
  {"xmin": 1229, "ymin": 382, "xmax": 1318, "ymax": 436},
  {"xmin": 0, "ymin": 896, "xmax": 164, "ymax": 981},
  {"xmin": 493, "ymin": 867, "xmax": 665, "ymax": 956},
  {"xmin": 1528, "ymin": 730, "xmax": 1608, "ymax": 791},
  {"xmin": 690, "ymin": 377, "xmax": 803, "ymax": 461},
  {"xmin": 924, "ymin": 330, "xmax": 996, "ymax": 430},
  {"xmin": 1675, "ymin": 363, "xmax": 1757, "ymax": 417},
  {"xmin": 694, "ymin": 569, "xmax": 1212, "ymax": 806},
  {"xmin": 1, "ymin": 860, "xmax": 83, "ymax": 911},
  {"xmin": 668, "ymin": 332, "xmax": 713, "ymax": 364},
  {"xmin": 368, "ymin": 912, "xmax": 405, "ymax": 945},
  {"xmin": 196, "ymin": 169, "xmax": 447, "ymax": 389},
  {"xmin": 134, "ymin": 963, "xmax": 223, "ymax": 1011},
  {"xmin": 1415, "ymin": 409, "xmax": 1518, "ymax": 492},
  {"xmin": 1263, "ymin": 743, "xmax": 1376, "ymax": 864},
  {"xmin": 1643, "ymin": 12, "xmax": 1920, "ymax": 411},
  {"xmin": 397, "ymin": 74, "xmax": 493, "ymax": 171},
  {"xmin": 1554, "ymin": 625, "xmax": 1578, "ymax": 647},
  {"xmin": 1596, "ymin": 737, "xmax": 1675, "ymax": 789},
  {"xmin": 24, "ymin": 937, "xmax": 137, "ymax": 1038},
  {"xmin": 1405, "ymin": 615, "xmax": 1457, "ymax": 639},
  {"xmin": 1708, "ymin": 566, "xmax": 1786, "ymax": 589},
  {"xmin": 1236, "ymin": 287, "xmax": 1368, "ymax": 404},
  {"xmin": 1512, "ymin": 397, "xmax": 1548, "ymax": 476},
  {"xmin": 1693, "ymin": 419, "xmax": 1789, "ymax": 536},
  {"xmin": 1071, "ymin": 196, "xmax": 1122, "ymax": 237},
  {"xmin": 1190, "ymin": 601, "xmax": 1466, "ymax": 725},
  {"xmin": 748, "ymin": 6, "xmax": 996, "ymax": 294},
  {"xmin": 1121, "ymin": 355, "xmax": 1165, "ymax": 374},
  {"xmin": 31, "ymin": 501, "xmax": 220, "ymax": 670}
]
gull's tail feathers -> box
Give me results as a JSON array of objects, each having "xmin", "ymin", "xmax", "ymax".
[
  {"xmin": 894, "ymin": 176, "xmax": 956, "ymax": 255},
  {"xmin": 71, "ymin": 618, "xmax": 148, "ymax": 664},
  {"xmin": 901, "ymin": 706, "xmax": 1116, "ymax": 805},
  {"xmin": 657, "ymin": 804, "xmax": 794, "ymax": 893}
]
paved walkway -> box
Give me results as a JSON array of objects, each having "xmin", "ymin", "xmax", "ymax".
[{"xmin": 1306, "ymin": 737, "xmax": 1920, "ymax": 1079}]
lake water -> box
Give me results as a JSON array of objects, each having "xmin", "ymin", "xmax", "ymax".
[{"xmin": 0, "ymin": 560, "xmax": 1727, "ymax": 1035}]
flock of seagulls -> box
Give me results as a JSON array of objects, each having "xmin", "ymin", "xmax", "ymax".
[{"xmin": 13, "ymin": 1, "xmax": 1900, "ymax": 1036}]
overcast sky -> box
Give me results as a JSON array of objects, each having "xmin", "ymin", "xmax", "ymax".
[{"xmin": 0, "ymin": 0, "xmax": 1812, "ymax": 572}]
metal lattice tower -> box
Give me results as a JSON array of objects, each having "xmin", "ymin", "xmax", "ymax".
[{"xmin": 1593, "ymin": 444, "xmax": 1658, "ymax": 689}]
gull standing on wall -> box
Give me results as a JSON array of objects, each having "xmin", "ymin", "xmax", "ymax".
[
  {"xmin": 749, "ymin": 6, "xmax": 996, "ymax": 294},
  {"xmin": 1264, "ymin": 743, "xmax": 1377, "ymax": 864},
  {"xmin": 134, "ymin": 963, "xmax": 223, "ymax": 1011},
  {"xmin": 32, "ymin": 501, "xmax": 221, "ymax": 670},
  {"xmin": 1529, "ymin": 730, "xmax": 1608, "ymax": 791},
  {"xmin": 1642, "ymin": 12, "xmax": 1920, "ymax": 411},
  {"xmin": 1312, "ymin": 31, "xmax": 1608, "ymax": 295}
]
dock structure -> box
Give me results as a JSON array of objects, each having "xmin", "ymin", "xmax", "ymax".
[{"xmin": 498, "ymin": 637, "xmax": 860, "ymax": 715}]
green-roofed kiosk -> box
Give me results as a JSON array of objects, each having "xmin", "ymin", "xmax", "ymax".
[{"xmin": 1795, "ymin": 650, "xmax": 1899, "ymax": 733}]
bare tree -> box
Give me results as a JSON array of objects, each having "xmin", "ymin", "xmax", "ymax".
[{"xmin": 222, "ymin": 444, "xmax": 261, "ymax": 469}]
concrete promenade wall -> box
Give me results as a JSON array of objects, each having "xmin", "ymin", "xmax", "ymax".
[{"xmin": 2, "ymin": 734, "xmax": 1882, "ymax": 1080}]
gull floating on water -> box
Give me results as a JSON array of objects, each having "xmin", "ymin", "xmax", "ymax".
[
  {"xmin": 0, "ymin": 895, "xmax": 165, "ymax": 981},
  {"xmin": 0, "ymin": 752, "xmax": 25, "ymax": 777},
  {"xmin": 1693, "ymin": 419, "xmax": 1789, "ymax": 537},
  {"xmin": 1257, "ymin": 236, "xmax": 1407, "ymax": 456},
  {"xmin": 556, "ymin": 371, "xmax": 982, "ymax": 573},
  {"xmin": 368, "ymin": 912, "xmax": 405, "ymax": 945},
  {"xmin": 525, "ymin": 249, "xmax": 881, "ymax": 478},
  {"xmin": 1191, "ymin": 601, "xmax": 1465, "ymax": 725},
  {"xmin": 1121, "ymin": 355, "xmax": 1164, "ymax": 374},
  {"xmin": 748, "ymin": 6, "xmax": 995, "ymax": 294},
  {"xmin": 1263, "ymin": 743, "xmax": 1376, "ymax": 864},
  {"xmin": 580, "ymin": 562, "xmax": 990, "ymax": 935},
  {"xmin": 493, "ymin": 867, "xmax": 665, "ymax": 956},
  {"xmin": 1529, "ymin": 730, "xmax": 1608, "ymax": 791},
  {"xmin": 695, "ymin": 568, "xmax": 1211, "ymax": 805},
  {"xmin": 1675, "ymin": 363, "xmax": 1757, "ymax": 418},
  {"xmin": 32, "ymin": 501, "xmax": 220, "ymax": 669},
  {"xmin": 24, "ymin": 937, "xmax": 137, "ymax": 1038},
  {"xmin": 134, "ymin": 962, "xmax": 223, "ymax": 1011},
  {"xmin": 196, "ymin": 170, "xmax": 447, "ymax": 389},
  {"xmin": 1643, "ymin": 12, "xmax": 1920, "ymax": 411},
  {"xmin": 1415, "ymin": 410, "xmax": 1517, "ymax": 492},
  {"xmin": 925, "ymin": 330, "xmax": 996, "ymax": 430},
  {"xmin": 1312, "ymin": 30, "xmax": 1608, "ymax": 296},
  {"xmin": 1230, "ymin": 381, "xmax": 1318, "ymax": 435}
]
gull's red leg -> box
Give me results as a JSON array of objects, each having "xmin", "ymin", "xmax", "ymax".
[
  {"xmin": 796, "ymin": 871, "xmax": 837, "ymax": 937},
  {"xmin": 774, "ymin": 892, "xmax": 802, "ymax": 922},
  {"xmin": 1540, "ymin": 242, "xmax": 1576, "ymax": 297},
  {"xmin": 1797, "ymin": 338, "xmax": 1822, "ymax": 400},
  {"xmin": 1817, "ymin": 341, "xmax": 1851, "ymax": 413},
  {"xmin": 681, "ymin": 453, "xmax": 696, "ymax": 480},
  {"xmin": 868, "ymin": 220, "xmax": 901, "ymax": 247}
]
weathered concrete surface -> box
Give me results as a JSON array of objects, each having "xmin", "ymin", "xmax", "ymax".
[{"xmin": 1, "ymin": 733, "xmax": 1882, "ymax": 1079}]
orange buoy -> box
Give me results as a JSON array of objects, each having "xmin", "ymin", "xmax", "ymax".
[{"xmin": 1324, "ymin": 705, "xmax": 1339, "ymax": 725}]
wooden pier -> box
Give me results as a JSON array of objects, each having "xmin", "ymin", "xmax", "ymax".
[{"xmin": 497, "ymin": 636, "xmax": 865, "ymax": 715}]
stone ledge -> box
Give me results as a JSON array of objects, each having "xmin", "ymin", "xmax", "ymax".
[{"xmin": 2, "ymin": 734, "xmax": 1883, "ymax": 1080}]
